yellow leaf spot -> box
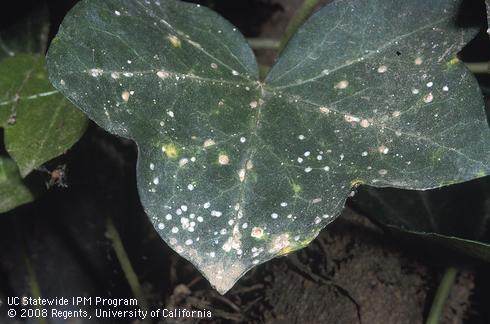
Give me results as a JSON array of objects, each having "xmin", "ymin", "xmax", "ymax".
[
  {"xmin": 449, "ymin": 57, "xmax": 460, "ymax": 65},
  {"xmin": 162, "ymin": 144, "xmax": 178, "ymax": 158},
  {"xmin": 292, "ymin": 183, "xmax": 302, "ymax": 194},
  {"xmin": 351, "ymin": 179, "xmax": 365, "ymax": 188},
  {"xmin": 167, "ymin": 34, "xmax": 181, "ymax": 48}
]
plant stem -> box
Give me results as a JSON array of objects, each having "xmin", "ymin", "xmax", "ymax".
[
  {"xmin": 23, "ymin": 250, "xmax": 46, "ymax": 324},
  {"xmin": 278, "ymin": 0, "xmax": 321, "ymax": 53},
  {"xmin": 465, "ymin": 62, "xmax": 490, "ymax": 74},
  {"xmin": 106, "ymin": 217, "xmax": 150, "ymax": 314},
  {"xmin": 16, "ymin": 218, "xmax": 46, "ymax": 324},
  {"xmin": 425, "ymin": 267, "xmax": 458, "ymax": 324},
  {"xmin": 248, "ymin": 38, "xmax": 281, "ymax": 50}
]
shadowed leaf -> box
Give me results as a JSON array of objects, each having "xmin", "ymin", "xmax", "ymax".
[
  {"xmin": 352, "ymin": 179, "xmax": 490, "ymax": 262},
  {"xmin": 0, "ymin": 54, "xmax": 88, "ymax": 177},
  {"xmin": 0, "ymin": 156, "xmax": 34, "ymax": 213}
]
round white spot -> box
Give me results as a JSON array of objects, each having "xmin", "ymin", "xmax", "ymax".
[
  {"xmin": 121, "ymin": 91, "xmax": 130, "ymax": 102},
  {"xmin": 211, "ymin": 210, "xmax": 222, "ymax": 217},
  {"xmin": 360, "ymin": 119, "xmax": 370, "ymax": 128},
  {"xmin": 423, "ymin": 93, "xmax": 434, "ymax": 103},
  {"xmin": 218, "ymin": 154, "xmax": 230, "ymax": 165},
  {"xmin": 335, "ymin": 80, "xmax": 349, "ymax": 89},
  {"xmin": 377, "ymin": 65, "xmax": 388, "ymax": 73},
  {"xmin": 157, "ymin": 70, "xmax": 170, "ymax": 79}
]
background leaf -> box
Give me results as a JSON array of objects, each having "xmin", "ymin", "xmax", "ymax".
[
  {"xmin": 0, "ymin": 156, "xmax": 34, "ymax": 213},
  {"xmin": 47, "ymin": 0, "xmax": 490, "ymax": 293},
  {"xmin": 351, "ymin": 178, "xmax": 490, "ymax": 262},
  {"xmin": 0, "ymin": 54, "xmax": 88, "ymax": 177}
]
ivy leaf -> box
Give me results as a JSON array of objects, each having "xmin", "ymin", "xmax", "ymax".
[
  {"xmin": 0, "ymin": 156, "xmax": 34, "ymax": 213},
  {"xmin": 351, "ymin": 179, "xmax": 490, "ymax": 262},
  {"xmin": 47, "ymin": 0, "xmax": 490, "ymax": 293},
  {"xmin": 0, "ymin": 54, "xmax": 88, "ymax": 177}
]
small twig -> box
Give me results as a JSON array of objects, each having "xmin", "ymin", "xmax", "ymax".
[
  {"xmin": 23, "ymin": 250, "xmax": 46, "ymax": 324},
  {"xmin": 465, "ymin": 62, "xmax": 490, "ymax": 74},
  {"xmin": 247, "ymin": 38, "xmax": 281, "ymax": 50},
  {"xmin": 288, "ymin": 256, "xmax": 362, "ymax": 324},
  {"xmin": 229, "ymin": 284, "xmax": 264, "ymax": 295},
  {"xmin": 278, "ymin": 0, "xmax": 322, "ymax": 53},
  {"xmin": 211, "ymin": 293, "xmax": 241, "ymax": 313},
  {"xmin": 15, "ymin": 218, "xmax": 46, "ymax": 324},
  {"xmin": 187, "ymin": 276, "xmax": 202, "ymax": 289},
  {"xmin": 105, "ymin": 217, "xmax": 150, "ymax": 315},
  {"xmin": 425, "ymin": 267, "xmax": 458, "ymax": 324}
]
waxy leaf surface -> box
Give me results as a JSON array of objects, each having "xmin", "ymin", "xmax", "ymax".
[{"xmin": 47, "ymin": 0, "xmax": 490, "ymax": 293}]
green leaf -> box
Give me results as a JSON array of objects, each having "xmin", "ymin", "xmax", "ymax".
[
  {"xmin": 0, "ymin": 156, "xmax": 34, "ymax": 213},
  {"xmin": 0, "ymin": 54, "xmax": 88, "ymax": 177},
  {"xmin": 352, "ymin": 180, "xmax": 490, "ymax": 262},
  {"xmin": 47, "ymin": 0, "xmax": 490, "ymax": 293}
]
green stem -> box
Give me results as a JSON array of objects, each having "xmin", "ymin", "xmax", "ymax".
[
  {"xmin": 425, "ymin": 267, "xmax": 458, "ymax": 324},
  {"xmin": 106, "ymin": 217, "xmax": 150, "ymax": 315},
  {"xmin": 23, "ymin": 251, "xmax": 46, "ymax": 324},
  {"xmin": 248, "ymin": 38, "xmax": 281, "ymax": 50},
  {"xmin": 465, "ymin": 62, "xmax": 490, "ymax": 74},
  {"xmin": 16, "ymin": 218, "xmax": 46, "ymax": 324},
  {"xmin": 278, "ymin": 0, "xmax": 321, "ymax": 53}
]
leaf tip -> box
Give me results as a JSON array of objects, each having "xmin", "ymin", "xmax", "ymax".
[{"xmin": 199, "ymin": 260, "xmax": 248, "ymax": 295}]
